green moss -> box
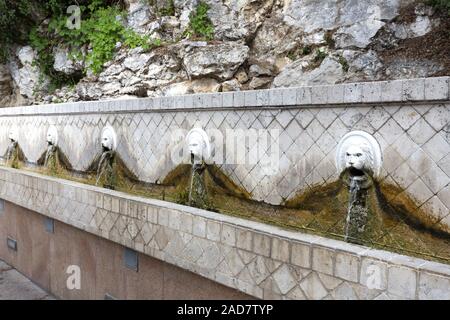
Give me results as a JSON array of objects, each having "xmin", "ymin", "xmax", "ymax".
[
  {"xmin": 159, "ymin": 0, "xmax": 175, "ymax": 16},
  {"xmin": 313, "ymin": 49, "xmax": 327, "ymax": 63},
  {"xmin": 6, "ymin": 159, "xmax": 450, "ymax": 265},
  {"xmin": 287, "ymin": 46, "xmax": 312, "ymax": 61},
  {"xmin": 427, "ymin": 0, "xmax": 450, "ymax": 14},
  {"xmin": 338, "ymin": 55, "xmax": 349, "ymax": 72}
]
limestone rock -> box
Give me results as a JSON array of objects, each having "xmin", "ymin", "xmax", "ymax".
[
  {"xmin": 123, "ymin": 52, "xmax": 152, "ymax": 72},
  {"xmin": 182, "ymin": 42, "xmax": 249, "ymax": 80},
  {"xmin": 284, "ymin": 0, "xmax": 399, "ymax": 33},
  {"xmin": 221, "ymin": 79, "xmax": 242, "ymax": 92},
  {"xmin": 384, "ymin": 59, "xmax": 444, "ymax": 79},
  {"xmin": 272, "ymin": 56, "xmax": 345, "ymax": 88},
  {"xmin": 204, "ymin": 0, "xmax": 274, "ymax": 40},
  {"xmin": 162, "ymin": 81, "xmax": 193, "ymax": 96},
  {"xmin": 342, "ymin": 50, "xmax": 383, "ymax": 81},
  {"xmin": 334, "ymin": 19, "xmax": 385, "ymax": 48},
  {"xmin": 235, "ymin": 68, "xmax": 248, "ymax": 84},
  {"xmin": 8, "ymin": 46, "xmax": 49, "ymax": 99},
  {"xmin": 191, "ymin": 78, "xmax": 221, "ymax": 93},
  {"xmin": 251, "ymin": 15, "xmax": 303, "ymax": 60},
  {"xmin": 53, "ymin": 46, "xmax": 84, "ymax": 74},
  {"xmin": 161, "ymin": 78, "xmax": 220, "ymax": 95},
  {"xmin": 126, "ymin": 1, "xmax": 156, "ymax": 35},
  {"xmin": 389, "ymin": 15, "xmax": 438, "ymax": 40},
  {"xmin": 249, "ymin": 77, "xmax": 272, "ymax": 89},
  {"xmin": 249, "ymin": 64, "xmax": 274, "ymax": 78},
  {"xmin": 76, "ymin": 82, "xmax": 103, "ymax": 100}
]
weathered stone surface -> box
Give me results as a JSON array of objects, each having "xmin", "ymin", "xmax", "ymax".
[
  {"xmin": 76, "ymin": 82, "xmax": 104, "ymax": 100},
  {"xmin": 360, "ymin": 258, "xmax": 387, "ymax": 290},
  {"xmin": 418, "ymin": 272, "xmax": 450, "ymax": 300},
  {"xmin": 312, "ymin": 247, "xmax": 334, "ymax": 275},
  {"xmin": 182, "ymin": 42, "xmax": 249, "ymax": 80},
  {"xmin": 299, "ymin": 272, "xmax": 329, "ymax": 300},
  {"xmin": 385, "ymin": 59, "xmax": 444, "ymax": 79},
  {"xmin": 221, "ymin": 79, "xmax": 242, "ymax": 92},
  {"xmin": 387, "ymin": 266, "xmax": 417, "ymax": 299},
  {"xmin": 249, "ymin": 77, "xmax": 272, "ymax": 89},
  {"xmin": 334, "ymin": 20, "xmax": 385, "ymax": 49},
  {"xmin": 389, "ymin": 15, "xmax": 438, "ymax": 40},
  {"xmin": 334, "ymin": 253, "xmax": 359, "ymax": 282},
  {"xmin": 126, "ymin": 1, "xmax": 156, "ymax": 35},
  {"xmin": 272, "ymin": 56, "xmax": 345, "ymax": 88},
  {"xmin": 291, "ymin": 242, "xmax": 311, "ymax": 268},
  {"xmin": 123, "ymin": 53, "xmax": 152, "ymax": 72},
  {"xmin": 204, "ymin": 0, "xmax": 274, "ymax": 41},
  {"xmin": 8, "ymin": 46, "xmax": 49, "ymax": 99},
  {"xmin": 53, "ymin": 46, "xmax": 84, "ymax": 74},
  {"xmin": 283, "ymin": 0, "xmax": 399, "ymax": 35}
]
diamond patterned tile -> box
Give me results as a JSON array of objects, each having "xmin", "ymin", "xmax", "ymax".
[
  {"xmin": 377, "ymin": 118, "xmax": 404, "ymax": 145},
  {"xmin": 423, "ymin": 132, "xmax": 449, "ymax": 163},
  {"xmin": 392, "ymin": 106, "xmax": 421, "ymax": 130},
  {"xmin": 420, "ymin": 163, "xmax": 450, "ymax": 194},
  {"xmin": 406, "ymin": 178, "xmax": 434, "ymax": 205},
  {"xmin": 407, "ymin": 117, "xmax": 436, "ymax": 145}
]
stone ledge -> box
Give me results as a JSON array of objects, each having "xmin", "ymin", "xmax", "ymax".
[
  {"xmin": 0, "ymin": 77, "xmax": 448, "ymax": 116},
  {"xmin": 0, "ymin": 166, "xmax": 449, "ymax": 299}
]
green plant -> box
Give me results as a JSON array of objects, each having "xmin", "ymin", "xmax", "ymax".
[
  {"xmin": 313, "ymin": 49, "xmax": 327, "ymax": 63},
  {"xmin": 29, "ymin": 1, "xmax": 154, "ymax": 87},
  {"xmin": 287, "ymin": 45, "xmax": 312, "ymax": 60},
  {"xmin": 427, "ymin": 0, "xmax": 450, "ymax": 14},
  {"xmin": 159, "ymin": 0, "xmax": 175, "ymax": 16},
  {"xmin": 184, "ymin": 1, "xmax": 214, "ymax": 40},
  {"xmin": 301, "ymin": 46, "xmax": 312, "ymax": 55},
  {"xmin": 338, "ymin": 55, "xmax": 349, "ymax": 72}
]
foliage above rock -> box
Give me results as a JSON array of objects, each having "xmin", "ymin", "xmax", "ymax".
[{"xmin": 184, "ymin": 1, "xmax": 215, "ymax": 41}]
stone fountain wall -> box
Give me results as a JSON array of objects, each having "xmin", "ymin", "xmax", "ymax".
[
  {"xmin": 0, "ymin": 166, "xmax": 449, "ymax": 299},
  {"xmin": 0, "ymin": 77, "xmax": 449, "ymax": 230}
]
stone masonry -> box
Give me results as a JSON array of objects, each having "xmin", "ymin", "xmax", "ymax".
[
  {"xmin": 0, "ymin": 166, "xmax": 449, "ymax": 299},
  {"xmin": 0, "ymin": 77, "xmax": 449, "ymax": 231}
]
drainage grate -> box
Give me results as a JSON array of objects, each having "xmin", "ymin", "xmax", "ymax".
[
  {"xmin": 104, "ymin": 293, "xmax": 117, "ymax": 300},
  {"xmin": 124, "ymin": 248, "xmax": 138, "ymax": 271},
  {"xmin": 7, "ymin": 237, "xmax": 17, "ymax": 251},
  {"xmin": 44, "ymin": 217, "xmax": 54, "ymax": 234}
]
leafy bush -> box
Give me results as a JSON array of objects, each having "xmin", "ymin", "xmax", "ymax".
[
  {"xmin": 184, "ymin": 1, "xmax": 214, "ymax": 40},
  {"xmin": 2, "ymin": 1, "xmax": 154, "ymax": 90},
  {"xmin": 158, "ymin": 0, "xmax": 175, "ymax": 16},
  {"xmin": 427, "ymin": 0, "xmax": 450, "ymax": 14}
]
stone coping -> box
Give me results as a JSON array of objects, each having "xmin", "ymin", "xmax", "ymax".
[
  {"xmin": 0, "ymin": 166, "xmax": 449, "ymax": 299},
  {"xmin": 0, "ymin": 77, "xmax": 448, "ymax": 116}
]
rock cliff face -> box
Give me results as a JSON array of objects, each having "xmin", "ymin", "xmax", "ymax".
[{"xmin": 0, "ymin": 0, "xmax": 448, "ymax": 106}]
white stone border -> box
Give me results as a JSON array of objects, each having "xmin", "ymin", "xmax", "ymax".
[{"xmin": 0, "ymin": 77, "xmax": 448, "ymax": 116}]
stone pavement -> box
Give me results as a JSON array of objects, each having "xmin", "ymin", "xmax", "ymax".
[{"xmin": 0, "ymin": 260, "xmax": 55, "ymax": 300}]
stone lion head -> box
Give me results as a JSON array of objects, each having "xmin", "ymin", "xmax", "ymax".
[{"xmin": 345, "ymin": 142, "xmax": 375, "ymax": 175}]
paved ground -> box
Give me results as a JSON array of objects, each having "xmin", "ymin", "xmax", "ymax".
[{"xmin": 0, "ymin": 260, "xmax": 55, "ymax": 300}]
